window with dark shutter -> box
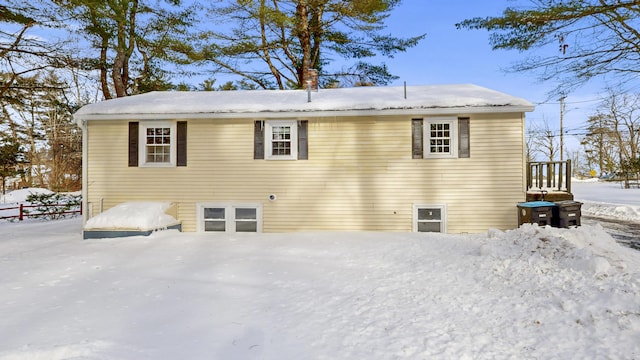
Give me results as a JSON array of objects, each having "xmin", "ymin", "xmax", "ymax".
[
  {"xmin": 411, "ymin": 118, "xmax": 423, "ymax": 159},
  {"xmin": 254, "ymin": 121, "xmax": 265, "ymax": 159},
  {"xmin": 415, "ymin": 117, "xmax": 466, "ymax": 159},
  {"xmin": 298, "ymin": 120, "xmax": 308, "ymax": 160},
  {"xmin": 128, "ymin": 122, "xmax": 139, "ymax": 167},
  {"xmin": 258, "ymin": 120, "xmax": 306, "ymax": 160},
  {"xmin": 458, "ymin": 117, "xmax": 470, "ymax": 158},
  {"xmin": 177, "ymin": 121, "xmax": 187, "ymax": 166},
  {"xmin": 134, "ymin": 121, "xmax": 182, "ymax": 167}
]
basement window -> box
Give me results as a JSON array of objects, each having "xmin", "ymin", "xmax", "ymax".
[
  {"xmin": 413, "ymin": 204, "xmax": 447, "ymax": 233},
  {"xmin": 198, "ymin": 203, "xmax": 262, "ymax": 233}
]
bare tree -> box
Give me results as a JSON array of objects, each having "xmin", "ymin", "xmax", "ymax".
[
  {"xmin": 1, "ymin": 3, "xmax": 71, "ymax": 103},
  {"xmin": 581, "ymin": 113, "xmax": 618, "ymax": 176},
  {"xmin": 601, "ymin": 91, "xmax": 640, "ymax": 163},
  {"xmin": 595, "ymin": 90, "xmax": 640, "ymax": 186},
  {"xmin": 527, "ymin": 117, "xmax": 559, "ymax": 162},
  {"xmin": 457, "ymin": 1, "xmax": 640, "ymax": 96}
]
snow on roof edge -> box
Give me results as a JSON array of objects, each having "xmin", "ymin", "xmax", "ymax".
[
  {"xmin": 74, "ymin": 84, "xmax": 535, "ymax": 124},
  {"xmin": 76, "ymin": 105, "xmax": 534, "ymax": 122}
]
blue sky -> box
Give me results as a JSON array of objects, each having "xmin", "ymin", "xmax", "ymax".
[
  {"xmin": 380, "ymin": 0, "xmax": 606, "ymax": 154},
  {"xmin": 20, "ymin": 0, "xmax": 602, "ymax": 154}
]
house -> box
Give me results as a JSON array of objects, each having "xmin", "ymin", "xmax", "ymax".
[{"xmin": 74, "ymin": 84, "xmax": 534, "ymax": 235}]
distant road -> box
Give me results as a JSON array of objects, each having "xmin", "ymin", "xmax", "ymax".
[{"xmin": 582, "ymin": 216, "xmax": 640, "ymax": 250}]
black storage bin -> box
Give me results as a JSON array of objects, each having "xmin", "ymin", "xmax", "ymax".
[
  {"xmin": 552, "ymin": 200, "xmax": 582, "ymax": 228},
  {"xmin": 517, "ymin": 201, "xmax": 556, "ymax": 227}
]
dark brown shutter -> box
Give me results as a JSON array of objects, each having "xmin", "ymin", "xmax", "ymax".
[
  {"xmin": 128, "ymin": 122, "xmax": 139, "ymax": 167},
  {"xmin": 298, "ymin": 120, "xmax": 308, "ymax": 160},
  {"xmin": 411, "ymin": 118, "xmax": 423, "ymax": 159},
  {"xmin": 458, "ymin": 117, "xmax": 470, "ymax": 158},
  {"xmin": 254, "ymin": 121, "xmax": 264, "ymax": 159},
  {"xmin": 177, "ymin": 121, "xmax": 187, "ymax": 166}
]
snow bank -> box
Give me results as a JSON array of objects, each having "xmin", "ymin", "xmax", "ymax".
[
  {"xmin": 0, "ymin": 341, "xmax": 112, "ymax": 360},
  {"xmin": 582, "ymin": 202, "xmax": 640, "ymax": 222},
  {"xmin": 0, "ymin": 188, "xmax": 53, "ymax": 204},
  {"xmin": 572, "ymin": 180, "xmax": 640, "ymax": 222},
  {"xmin": 84, "ymin": 202, "xmax": 177, "ymax": 230},
  {"xmin": 483, "ymin": 223, "xmax": 634, "ymax": 276}
]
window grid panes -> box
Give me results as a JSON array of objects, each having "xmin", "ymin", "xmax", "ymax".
[
  {"xmin": 417, "ymin": 207, "xmax": 443, "ymax": 233},
  {"xmin": 271, "ymin": 126, "xmax": 292, "ymax": 156},
  {"xmin": 200, "ymin": 205, "xmax": 260, "ymax": 232},
  {"xmin": 418, "ymin": 222, "xmax": 442, "ymax": 232},
  {"xmin": 429, "ymin": 123, "xmax": 451, "ymax": 154},
  {"xmin": 146, "ymin": 127, "xmax": 171, "ymax": 163},
  {"xmin": 235, "ymin": 208, "xmax": 257, "ymax": 232},
  {"xmin": 203, "ymin": 208, "xmax": 226, "ymax": 232}
]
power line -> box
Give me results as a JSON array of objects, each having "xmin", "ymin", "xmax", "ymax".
[
  {"xmin": 527, "ymin": 129, "xmax": 639, "ymax": 137},
  {"xmin": 533, "ymin": 98, "xmax": 602, "ymax": 106}
]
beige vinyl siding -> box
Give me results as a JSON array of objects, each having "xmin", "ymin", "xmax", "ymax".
[{"xmin": 85, "ymin": 113, "xmax": 525, "ymax": 233}]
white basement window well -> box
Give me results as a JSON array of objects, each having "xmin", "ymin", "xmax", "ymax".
[
  {"xmin": 265, "ymin": 120, "xmax": 298, "ymax": 160},
  {"xmin": 424, "ymin": 117, "xmax": 457, "ymax": 159},
  {"xmin": 413, "ymin": 204, "xmax": 447, "ymax": 233},
  {"xmin": 139, "ymin": 121, "xmax": 176, "ymax": 167},
  {"xmin": 197, "ymin": 203, "xmax": 263, "ymax": 233}
]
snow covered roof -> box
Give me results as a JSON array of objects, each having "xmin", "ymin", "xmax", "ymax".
[{"xmin": 74, "ymin": 84, "xmax": 534, "ymax": 123}]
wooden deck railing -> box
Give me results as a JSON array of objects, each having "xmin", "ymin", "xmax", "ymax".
[{"xmin": 527, "ymin": 160, "xmax": 572, "ymax": 193}]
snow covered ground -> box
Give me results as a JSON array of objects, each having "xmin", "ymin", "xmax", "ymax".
[
  {"xmin": 572, "ymin": 178, "xmax": 640, "ymax": 222},
  {"xmin": 0, "ymin": 181, "xmax": 639, "ymax": 359}
]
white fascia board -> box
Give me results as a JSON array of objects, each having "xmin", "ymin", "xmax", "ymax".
[
  {"xmin": 75, "ymin": 105, "xmax": 534, "ymax": 122},
  {"xmin": 74, "ymin": 115, "xmax": 85, "ymax": 127}
]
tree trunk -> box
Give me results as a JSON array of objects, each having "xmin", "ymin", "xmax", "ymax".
[
  {"xmin": 99, "ymin": 35, "xmax": 112, "ymax": 99},
  {"xmin": 112, "ymin": 0, "xmax": 138, "ymax": 97},
  {"xmin": 112, "ymin": 16, "xmax": 127, "ymax": 99},
  {"xmin": 295, "ymin": 0, "xmax": 311, "ymax": 88},
  {"xmin": 309, "ymin": 4, "xmax": 322, "ymax": 70},
  {"xmin": 260, "ymin": 0, "xmax": 283, "ymax": 89}
]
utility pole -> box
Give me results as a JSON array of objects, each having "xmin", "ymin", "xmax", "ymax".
[
  {"xmin": 557, "ymin": 33, "xmax": 568, "ymax": 162},
  {"xmin": 598, "ymin": 116, "xmax": 604, "ymax": 176},
  {"xmin": 559, "ymin": 95, "xmax": 565, "ymax": 161}
]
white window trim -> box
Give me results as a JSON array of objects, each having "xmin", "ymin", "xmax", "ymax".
[
  {"xmin": 196, "ymin": 202, "xmax": 263, "ymax": 233},
  {"xmin": 265, "ymin": 120, "xmax": 298, "ymax": 160},
  {"xmin": 423, "ymin": 117, "xmax": 458, "ymax": 159},
  {"xmin": 139, "ymin": 121, "xmax": 176, "ymax": 167},
  {"xmin": 413, "ymin": 204, "xmax": 447, "ymax": 233}
]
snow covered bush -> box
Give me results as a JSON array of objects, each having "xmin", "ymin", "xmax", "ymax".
[{"xmin": 23, "ymin": 192, "xmax": 81, "ymax": 220}]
